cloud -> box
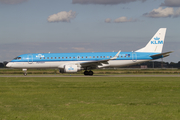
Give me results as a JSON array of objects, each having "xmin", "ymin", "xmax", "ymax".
[
  {"xmin": 72, "ymin": 47, "xmax": 92, "ymax": 52},
  {"xmin": 174, "ymin": 7, "xmax": 180, "ymax": 17},
  {"xmin": 0, "ymin": 0, "xmax": 28, "ymax": 4},
  {"xmin": 143, "ymin": 7, "xmax": 174, "ymax": 18},
  {"xmin": 114, "ymin": 17, "xmax": 136, "ymax": 23},
  {"xmin": 143, "ymin": 7, "xmax": 180, "ymax": 18},
  {"xmin": 161, "ymin": 0, "xmax": 180, "ymax": 7},
  {"xmin": 72, "ymin": 47, "xmax": 85, "ymax": 51},
  {"xmin": 105, "ymin": 18, "xmax": 111, "ymax": 23},
  {"xmin": 48, "ymin": 10, "xmax": 77, "ymax": 23},
  {"xmin": 72, "ymin": 0, "xmax": 146, "ymax": 5}
]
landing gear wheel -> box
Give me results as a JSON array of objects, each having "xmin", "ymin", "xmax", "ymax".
[
  {"xmin": 84, "ymin": 71, "xmax": 89, "ymax": 75},
  {"xmin": 88, "ymin": 71, "xmax": 93, "ymax": 76},
  {"xmin": 24, "ymin": 73, "xmax": 27, "ymax": 76},
  {"xmin": 84, "ymin": 70, "xmax": 94, "ymax": 76},
  {"xmin": 22, "ymin": 69, "xmax": 27, "ymax": 76}
]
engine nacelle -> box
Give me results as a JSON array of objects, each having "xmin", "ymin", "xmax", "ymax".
[{"xmin": 59, "ymin": 65, "xmax": 80, "ymax": 73}]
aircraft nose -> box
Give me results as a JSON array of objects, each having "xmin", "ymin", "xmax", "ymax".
[{"xmin": 6, "ymin": 62, "xmax": 11, "ymax": 68}]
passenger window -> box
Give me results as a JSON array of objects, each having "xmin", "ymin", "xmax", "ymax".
[
  {"xmin": 51, "ymin": 57, "xmax": 53, "ymax": 59},
  {"xmin": 104, "ymin": 56, "xmax": 105, "ymax": 58},
  {"xmin": 47, "ymin": 57, "xmax": 49, "ymax": 59},
  {"xmin": 66, "ymin": 57, "xmax": 68, "ymax": 59},
  {"xmin": 55, "ymin": 57, "xmax": 56, "ymax": 59},
  {"xmin": 110, "ymin": 56, "xmax": 112, "ymax": 58},
  {"xmin": 97, "ymin": 56, "xmax": 99, "ymax": 58},
  {"xmin": 40, "ymin": 57, "xmax": 41, "ymax": 59},
  {"xmin": 86, "ymin": 56, "xmax": 88, "ymax": 58},
  {"xmin": 58, "ymin": 57, "xmax": 60, "ymax": 59},
  {"xmin": 44, "ymin": 57, "xmax": 45, "ymax": 59},
  {"xmin": 100, "ymin": 56, "xmax": 102, "ymax": 58},
  {"xmin": 62, "ymin": 57, "xmax": 64, "ymax": 59},
  {"xmin": 93, "ymin": 56, "xmax": 95, "ymax": 58},
  {"xmin": 82, "ymin": 57, "xmax": 83, "ymax": 58},
  {"xmin": 107, "ymin": 56, "xmax": 109, "ymax": 58},
  {"xmin": 90, "ymin": 56, "xmax": 91, "ymax": 58},
  {"xmin": 69, "ymin": 57, "xmax": 71, "ymax": 59},
  {"xmin": 73, "ymin": 57, "xmax": 75, "ymax": 59}
]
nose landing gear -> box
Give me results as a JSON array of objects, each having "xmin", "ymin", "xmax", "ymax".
[
  {"xmin": 22, "ymin": 69, "xmax": 27, "ymax": 76},
  {"xmin": 84, "ymin": 70, "xmax": 94, "ymax": 76}
]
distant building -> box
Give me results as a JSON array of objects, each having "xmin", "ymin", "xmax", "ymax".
[
  {"xmin": 141, "ymin": 65, "xmax": 147, "ymax": 69},
  {"xmin": 0, "ymin": 63, "xmax": 4, "ymax": 68}
]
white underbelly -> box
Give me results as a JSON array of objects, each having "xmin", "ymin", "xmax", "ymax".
[{"xmin": 8, "ymin": 59, "xmax": 150, "ymax": 69}]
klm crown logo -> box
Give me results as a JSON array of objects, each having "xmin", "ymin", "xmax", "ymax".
[
  {"xmin": 36, "ymin": 54, "xmax": 44, "ymax": 58},
  {"xmin": 151, "ymin": 37, "xmax": 163, "ymax": 44},
  {"xmin": 68, "ymin": 67, "xmax": 74, "ymax": 71},
  {"xmin": 154, "ymin": 37, "xmax": 160, "ymax": 40}
]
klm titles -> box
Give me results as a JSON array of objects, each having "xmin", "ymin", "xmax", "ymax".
[
  {"xmin": 151, "ymin": 37, "xmax": 163, "ymax": 44},
  {"xmin": 151, "ymin": 41, "xmax": 163, "ymax": 44}
]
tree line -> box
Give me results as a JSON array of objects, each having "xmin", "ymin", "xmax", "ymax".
[{"xmin": 126, "ymin": 61, "xmax": 180, "ymax": 68}]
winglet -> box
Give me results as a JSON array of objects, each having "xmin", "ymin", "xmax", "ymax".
[{"xmin": 111, "ymin": 50, "xmax": 121, "ymax": 60}]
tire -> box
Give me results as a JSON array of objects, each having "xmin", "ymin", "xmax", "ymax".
[
  {"xmin": 88, "ymin": 71, "xmax": 93, "ymax": 76},
  {"xmin": 84, "ymin": 71, "xmax": 89, "ymax": 75}
]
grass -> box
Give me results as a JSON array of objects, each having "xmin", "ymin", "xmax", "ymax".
[
  {"xmin": 0, "ymin": 77, "xmax": 180, "ymax": 120},
  {"xmin": 0, "ymin": 68, "xmax": 180, "ymax": 75}
]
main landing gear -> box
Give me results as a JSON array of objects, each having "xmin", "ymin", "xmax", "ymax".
[
  {"xmin": 84, "ymin": 70, "xmax": 94, "ymax": 76},
  {"xmin": 22, "ymin": 69, "xmax": 27, "ymax": 76}
]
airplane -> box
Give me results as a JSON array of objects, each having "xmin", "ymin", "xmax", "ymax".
[{"xmin": 6, "ymin": 28, "xmax": 173, "ymax": 76}]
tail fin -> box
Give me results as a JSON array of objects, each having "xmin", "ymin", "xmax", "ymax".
[{"xmin": 136, "ymin": 28, "xmax": 167, "ymax": 53}]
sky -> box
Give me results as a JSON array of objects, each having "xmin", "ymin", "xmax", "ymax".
[{"xmin": 0, "ymin": 0, "xmax": 180, "ymax": 63}]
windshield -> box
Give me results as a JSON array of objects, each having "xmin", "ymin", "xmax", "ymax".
[{"xmin": 13, "ymin": 57, "xmax": 21, "ymax": 60}]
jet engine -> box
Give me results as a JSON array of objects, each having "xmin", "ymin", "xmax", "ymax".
[{"xmin": 59, "ymin": 65, "xmax": 81, "ymax": 73}]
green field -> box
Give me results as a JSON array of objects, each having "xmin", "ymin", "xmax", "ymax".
[
  {"xmin": 0, "ymin": 68, "xmax": 180, "ymax": 75},
  {"xmin": 0, "ymin": 77, "xmax": 180, "ymax": 120}
]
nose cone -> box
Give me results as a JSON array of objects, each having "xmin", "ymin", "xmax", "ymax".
[{"xmin": 6, "ymin": 63, "xmax": 11, "ymax": 68}]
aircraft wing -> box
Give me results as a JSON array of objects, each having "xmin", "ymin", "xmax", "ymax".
[
  {"xmin": 150, "ymin": 51, "xmax": 173, "ymax": 58},
  {"xmin": 80, "ymin": 50, "xmax": 121, "ymax": 68}
]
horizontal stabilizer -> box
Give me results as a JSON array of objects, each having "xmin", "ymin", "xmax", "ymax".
[{"xmin": 150, "ymin": 51, "xmax": 173, "ymax": 58}]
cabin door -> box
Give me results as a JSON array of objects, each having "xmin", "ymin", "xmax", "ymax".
[
  {"xmin": 132, "ymin": 52, "xmax": 137, "ymax": 62},
  {"xmin": 28, "ymin": 54, "xmax": 33, "ymax": 64}
]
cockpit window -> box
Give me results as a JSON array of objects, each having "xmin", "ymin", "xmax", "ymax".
[{"xmin": 13, "ymin": 57, "xmax": 21, "ymax": 60}]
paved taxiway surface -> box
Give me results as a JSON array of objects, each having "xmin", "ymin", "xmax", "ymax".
[{"xmin": 0, "ymin": 75, "xmax": 180, "ymax": 77}]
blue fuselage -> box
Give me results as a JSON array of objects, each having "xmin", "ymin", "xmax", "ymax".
[{"xmin": 11, "ymin": 52, "xmax": 161, "ymax": 63}]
